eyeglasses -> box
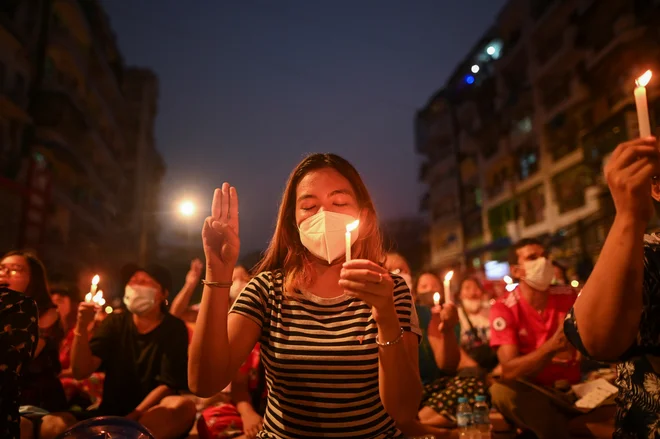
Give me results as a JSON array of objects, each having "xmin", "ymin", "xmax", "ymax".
[{"xmin": 0, "ymin": 264, "xmax": 26, "ymax": 276}]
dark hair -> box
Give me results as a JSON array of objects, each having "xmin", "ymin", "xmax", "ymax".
[
  {"xmin": 255, "ymin": 153, "xmax": 384, "ymax": 294},
  {"xmin": 413, "ymin": 271, "xmax": 441, "ymax": 295},
  {"xmin": 459, "ymin": 276, "xmax": 484, "ymax": 294},
  {"xmin": 507, "ymin": 238, "xmax": 544, "ymax": 267},
  {"xmin": 2, "ymin": 250, "xmax": 54, "ymax": 313}
]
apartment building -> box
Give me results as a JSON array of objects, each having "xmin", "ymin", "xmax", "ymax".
[{"xmin": 417, "ymin": 0, "xmax": 660, "ymax": 274}]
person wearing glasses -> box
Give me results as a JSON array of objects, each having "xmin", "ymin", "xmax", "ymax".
[{"xmin": 0, "ymin": 251, "xmax": 76, "ymax": 439}]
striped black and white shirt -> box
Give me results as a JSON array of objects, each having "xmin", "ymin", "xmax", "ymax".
[{"xmin": 230, "ymin": 270, "xmax": 421, "ymax": 439}]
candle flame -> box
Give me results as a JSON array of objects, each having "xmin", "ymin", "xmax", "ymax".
[
  {"xmin": 433, "ymin": 292, "xmax": 440, "ymax": 305},
  {"xmin": 105, "ymin": 306, "xmax": 113, "ymax": 314},
  {"xmin": 503, "ymin": 275, "xmax": 513, "ymax": 284},
  {"xmin": 346, "ymin": 220, "xmax": 359, "ymax": 233},
  {"xmin": 85, "ymin": 292, "xmax": 92, "ymax": 302},
  {"xmin": 444, "ymin": 271, "xmax": 454, "ymax": 282},
  {"xmin": 636, "ymin": 70, "xmax": 652, "ymax": 87},
  {"xmin": 92, "ymin": 275, "xmax": 100, "ymax": 285}
]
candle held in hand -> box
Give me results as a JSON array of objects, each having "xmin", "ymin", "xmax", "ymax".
[
  {"xmin": 443, "ymin": 271, "xmax": 454, "ymax": 304},
  {"xmin": 635, "ymin": 70, "xmax": 653, "ymax": 138},
  {"xmin": 345, "ymin": 220, "xmax": 359, "ymax": 261},
  {"xmin": 433, "ymin": 292, "xmax": 441, "ymax": 307}
]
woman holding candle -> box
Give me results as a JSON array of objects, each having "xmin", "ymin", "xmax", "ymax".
[
  {"xmin": 189, "ymin": 154, "xmax": 423, "ymax": 438},
  {"xmin": 0, "ymin": 250, "xmax": 76, "ymax": 439}
]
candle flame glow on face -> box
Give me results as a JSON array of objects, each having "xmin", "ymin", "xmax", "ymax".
[
  {"xmin": 92, "ymin": 275, "xmax": 100, "ymax": 285},
  {"xmin": 636, "ymin": 70, "xmax": 652, "ymax": 87},
  {"xmin": 444, "ymin": 271, "xmax": 454, "ymax": 282},
  {"xmin": 346, "ymin": 220, "xmax": 359, "ymax": 233}
]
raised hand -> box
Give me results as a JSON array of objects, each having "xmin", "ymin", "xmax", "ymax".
[
  {"xmin": 185, "ymin": 258, "xmax": 204, "ymax": 285},
  {"xmin": 605, "ymin": 137, "xmax": 660, "ymax": 225},
  {"xmin": 202, "ymin": 183, "xmax": 240, "ymax": 282}
]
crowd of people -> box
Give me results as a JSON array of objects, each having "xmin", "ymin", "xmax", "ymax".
[{"xmin": 1, "ymin": 141, "xmax": 659, "ymax": 439}]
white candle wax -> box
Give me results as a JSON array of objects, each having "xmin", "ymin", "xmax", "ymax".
[
  {"xmin": 635, "ymin": 70, "xmax": 653, "ymax": 138},
  {"xmin": 444, "ymin": 280, "xmax": 452, "ymax": 304},
  {"xmin": 635, "ymin": 86, "xmax": 652, "ymax": 138},
  {"xmin": 345, "ymin": 231, "xmax": 352, "ymax": 261}
]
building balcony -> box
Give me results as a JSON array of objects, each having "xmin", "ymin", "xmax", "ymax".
[
  {"xmin": 540, "ymin": 75, "xmax": 589, "ymax": 123},
  {"xmin": 483, "ymin": 180, "xmax": 515, "ymax": 210},
  {"xmin": 584, "ymin": 14, "xmax": 645, "ymax": 70},
  {"xmin": 531, "ymin": 25, "xmax": 580, "ymax": 81}
]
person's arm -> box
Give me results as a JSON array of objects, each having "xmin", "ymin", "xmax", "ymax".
[
  {"xmin": 572, "ymin": 138, "xmax": 659, "ymax": 360},
  {"xmin": 169, "ymin": 258, "xmax": 203, "ymax": 318},
  {"xmin": 189, "ymin": 184, "xmax": 261, "ymax": 397},
  {"xmin": 71, "ymin": 302, "xmax": 105, "ymax": 379},
  {"xmin": 496, "ymin": 343, "xmax": 557, "ymax": 381},
  {"xmin": 426, "ymin": 305, "xmax": 461, "ymax": 372},
  {"xmin": 188, "ymin": 276, "xmax": 263, "ymax": 397},
  {"xmin": 127, "ymin": 385, "xmax": 175, "ymax": 420},
  {"xmin": 489, "ymin": 303, "xmax": 563, "ymax": 381},
  {"xmin": 457, "ymin": 347, "xmax": 479, "ymax": 370},
  {"xmin": 375, "ymin": 278, "xmax": 424, "ymax": 424},
  {"xmin": 231, "ymin": 366, "xmax": 263, "ymax": 439}
]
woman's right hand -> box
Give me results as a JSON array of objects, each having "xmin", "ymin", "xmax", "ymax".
[{"xmin": 202, "ymin": 182, "xmax": 240, "ymax": 281}]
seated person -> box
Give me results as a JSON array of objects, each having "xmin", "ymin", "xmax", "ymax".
[
  {"xmin": 1, "ymin": 251, "xmax": 75, "ymax": 439},
  {"xmin": 51, "ymin": 283, "xmax": 105, "ymax": 409},
  {"xmin": 198, "ymin": 344, "xmax": 267, "ymax": 439},
  {"xmin": 564, "ymin": 137, "xmax": 660, "ymax": 439},
  {"xmin": 489, "ymin": 239, "xmax": 581, "ymax": 439},
  {"xmin": 0, "ymin": 286, "xmax": 39, "ymax": 439},
  {"xmin": 413, "ymin": 273, "xmax": 490, "ymax": 429},
  {"xmin": 456, "ymin": 277, "xmax": 498, "ymax": 373},
  {"xmin": 70, "ymin": 264, "xmax": 196, "ymax": 439}
]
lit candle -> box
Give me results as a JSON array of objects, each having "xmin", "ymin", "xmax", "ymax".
[
  {"xmin": 433, "ymin": 292, "xmax": 441, "ymax": 307},
  {"xmin": 93, "ymin": 290, "xmax": 105, "ymax": 306},
  {"xmin": 105, "ymin": 306, "xmax": 113, "ymax": 314},
  {"xmin": 86, "ymin": 274, "xmax": 100, "ymax": 303},
  {"xmin": 634, "ymin": 70, "xmax": 653, "ymax": 138},
  {"xmin": 345, "ymin": 220, "xmax": 359, "ymax": 261},
  {"xmin": 443, "ymin": 271, "xmax": 454, "ymax": 304}
]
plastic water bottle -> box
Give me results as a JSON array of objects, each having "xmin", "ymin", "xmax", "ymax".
[
  {"xmin": 456, "ymin": 397, "xmax": 475, "ymax": 438},
  {"xmin": 473, "ymin": 395, "xmax": 491, "ymax": 438}
]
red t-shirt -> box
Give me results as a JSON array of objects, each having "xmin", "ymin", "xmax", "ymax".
[{"xmin": 489, "ymin": 285, "xmax": 580, "ymax": 387}]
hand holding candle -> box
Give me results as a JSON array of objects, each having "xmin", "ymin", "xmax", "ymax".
[
  {"xmin": 635, "ymin": 70, "xmax": 653, "ymax": 138},
  {"xmin": 345, "ymin": 220, "xmax": 359, "ymax": 261},
  {"xmin": 443, "ymin": 271, "xmax": 454, "ymax": 304}
]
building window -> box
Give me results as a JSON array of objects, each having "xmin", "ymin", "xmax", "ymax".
[
  {"xmin": 519, "ymin": 185, "xmax": 546, "ymax": 226},
  {"xmin": 552, "ymin": 165, "xmax": 595, "ymax": 214},
  {"xmin": 517, "ymin": 143, "xmax": 539, "ymax": 180},
  {"xmin": 581, "ymin": 111, "xmax": 627, "ymax": 168},
  {"xmin": 488, "ymin": 200, "xmax": 517, "ymax": 240},
  {"xmin": 546, "ymin": 112, "xmax": 579, "ymax": 161}
]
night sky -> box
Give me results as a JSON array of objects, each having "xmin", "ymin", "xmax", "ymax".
[{"xmin": 101, "ymin": 0, "xmax": 506, "ymax": 255}]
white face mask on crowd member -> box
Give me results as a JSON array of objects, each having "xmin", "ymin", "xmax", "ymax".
[
  {"xmin": 298, "ymin": 211, "xmax": 359, "ymax": 264},
  {"xmin": 123, "ymin": 285, "xmax": 158, "ymax": 315},
  {"xmin": 522, "ymin": 257, "xmax": 555, "ymax": 292}
]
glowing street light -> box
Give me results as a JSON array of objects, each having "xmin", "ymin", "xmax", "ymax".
[
  {"xmin": 486, "ymin": 46, "xmax": 496, "ymax": 56},
  {"xmin": 471, "ymin": 64, "xmax": 480, "ymax": 73},
  {"xmin": 179, "ymin": 200, "xmax": 196, "ymax": 217}
]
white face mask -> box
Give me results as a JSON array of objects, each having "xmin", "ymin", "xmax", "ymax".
[
  {"xmin": 462, "ymin": 298, "xmax": 482, "ymax": 314},
  {"xmin": 298, "ymin": 211, "xmax": 359, "ymax": 264},
  {"xmin": 124, "ymin": 285, "xmax": 158, "ymax": 315},
  {"xmin": 522, "ymin": 257, "xmax": 554, "ymax": 291}
]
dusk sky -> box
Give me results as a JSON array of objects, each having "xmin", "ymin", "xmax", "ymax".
[{"xmin": 101, "ymin": 0, "xmax": 506, "ymax": 255}]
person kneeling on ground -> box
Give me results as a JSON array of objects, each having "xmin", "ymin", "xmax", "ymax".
[{"xmin": 70, "ymin": 264, "xmax": 196, "ymax": 439}]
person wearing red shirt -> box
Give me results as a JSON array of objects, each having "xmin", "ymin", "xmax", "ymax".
[{"xmin": 489, "ymin": 238, "xmax": 581, "ymax": 439}]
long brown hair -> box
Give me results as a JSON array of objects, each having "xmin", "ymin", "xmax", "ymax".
[
  {"xmin": 2, "ymin": 250, "xmax": 54, "ymax": 313},
  {"xmin": 254, "ymin": 153, "xmax": 384, "ymax": 293}
]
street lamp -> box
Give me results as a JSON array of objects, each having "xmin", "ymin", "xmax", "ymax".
[{"xmin": 178, "ymin": 200, "xmax": 196, "ymax": 217}]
